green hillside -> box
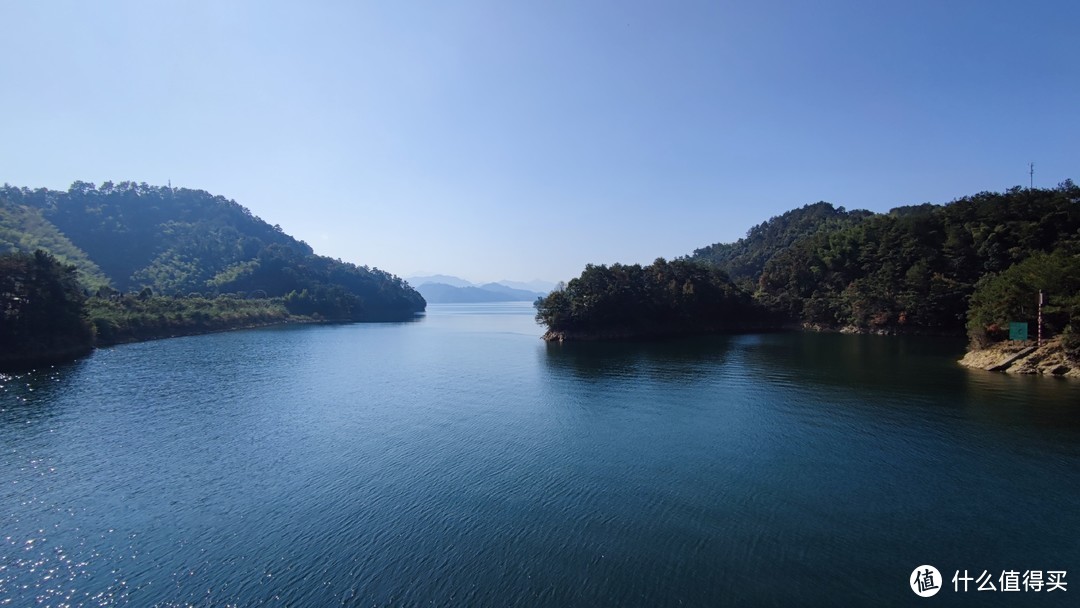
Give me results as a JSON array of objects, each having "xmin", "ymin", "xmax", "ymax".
[
  {"xmin": 538, "ymin": 182, "xmax": 1080, "ymax": 353},
  {"xmin": 690, "ymin": 202, "xmax": 874, "ymax": 286},
  {"xmin": 535, "ymin": 258, "xmax": 774, "ymax": 340},
  {"xmin": 0, "ymin": 196, "xmax": 109, "ymax": 288},
  {"xmin": 1, "ymin": 181, "xmax": 309, "ymax": 293},
  {"xmin": 755, "ymin": 184, "xmax": 1080, "ymax": 335},
  {"xmin": 0, "ymin": 181, "xmax": 425, "ymax": 321}
]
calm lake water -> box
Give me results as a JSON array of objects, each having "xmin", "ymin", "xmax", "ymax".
[{"xmin": 2, "ymin": 303, "xmax": 1078, "ymax": 606}]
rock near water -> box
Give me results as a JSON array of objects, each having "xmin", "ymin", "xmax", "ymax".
[{"xmin": 959, "ymin": 337, "xmax": 1080, "ymax": 378}]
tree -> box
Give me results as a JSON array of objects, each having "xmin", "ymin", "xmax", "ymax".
[
  {"xmin": 966, "ymin": 250, "xmax": 1080, "ymax": 347},
  {"xmin": 534, "ymin": 258, "xmax": 770, "ymax": 337},
  {"xmin": 0, "ymin": 250, "xmax": 94, "ymax": 367}
]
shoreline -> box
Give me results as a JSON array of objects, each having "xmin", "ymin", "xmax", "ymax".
[
  {"xmin": 541, "ymin": 322, "xmax": 963, "ymax": 343},
  {"xmin": 0, "ymin": 344, "xmax": 96, "ymax": 373},
  {"xmin": 800, "ymin": 323, "xmax": 964, "ymax": 338},
  {"xmin": 958, "ymin": 337, "xmax": 1079, "ymax": 378},
  {"xmin": 0, "ymin": 318, "xmax": 311, "ymax": 373},
  {"xmin": 93, "ymin": 316, "xmax": 326, "ymax": 347},
  {"xmin": 0, "ymin": 313, "xmax": 424, "ymax": 373},
  {"xmin": 541, "ymin": 323, "xmax": 1079, "ymax": 379},
  {"xmin": 541, "ymin": 322, "xmax": 787, "ymax": 342}
]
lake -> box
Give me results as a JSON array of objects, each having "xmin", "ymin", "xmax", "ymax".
[{"xmin": 2, "ymin": 302, "xmax": 1078, "ymax": 606}]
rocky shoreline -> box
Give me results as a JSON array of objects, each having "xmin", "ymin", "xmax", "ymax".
[
  {"xmin": 801, "ymin": 323, "xmax": 963, "ymax": 337},
  {"xmin": 958, "ymin": 337, "xmax": 1079, "ymax": 378}
]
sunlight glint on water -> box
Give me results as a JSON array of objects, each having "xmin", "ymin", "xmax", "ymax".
[{"xmin": 1, "ymin": 303, "xmax": 1078, "ymax": 606}]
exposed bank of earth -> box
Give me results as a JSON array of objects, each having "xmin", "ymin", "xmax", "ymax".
[{"xmin": 959, "ymin": 338, "xmax": 1080, "ymax": 378}]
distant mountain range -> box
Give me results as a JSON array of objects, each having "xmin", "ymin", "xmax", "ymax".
[
  {"xmin": 491, "ymin": 279, "xmax": 557, "ymax": 293},
  {"xmin": 406, "ymin": 274, "xmax": 475, "ymax": 289},
  {"xmin": 407, "ymin": 275, "xmax": 552, "ymax": 303}
]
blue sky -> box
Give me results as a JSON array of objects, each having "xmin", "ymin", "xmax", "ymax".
[{"xmin": 1, "ymin": 1, "xmax": 1076, "ymax": 283}]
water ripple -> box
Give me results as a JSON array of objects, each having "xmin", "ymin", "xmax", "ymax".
[{"xmin": 1, "ymin": 307, "xmax": 1078, "ymax": 606}]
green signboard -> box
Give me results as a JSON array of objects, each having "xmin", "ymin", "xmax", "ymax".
[{"xmin": 1009, "ymin": 322, "xmax": 1029, "ymax": 341}]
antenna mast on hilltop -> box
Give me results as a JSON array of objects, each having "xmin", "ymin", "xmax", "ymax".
[{"xmin": 1029, "ymin": 162, "xmax": 1034, "ymax": 189}]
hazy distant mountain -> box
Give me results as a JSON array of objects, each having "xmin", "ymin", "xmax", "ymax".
[
  {"xmin": 477, "ymin": 283, "xmax": 545, "ymax": 300},
  {"xmin": 407, "ymin": 274, "xmax": 473, "ymax": 288},
  {"xmin": 497, "ymin": 279, "xmax": 556, "ymax": 293},
  {"xmin": 416, "ymin": 282, "xmax": 544, "ymax": 303},
  {"xmin": 406, "ymin": 274, "xmax": 550, "ymax": 303},
  {"xmin": 417, "ymin": 283, "xmax": 516, "ymax": 303}
]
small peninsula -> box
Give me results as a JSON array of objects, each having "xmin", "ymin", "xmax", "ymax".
[
  {"xmin": 536, "ymin": 183, "xmax": 1080, "ymax": 375},
  {"xmin": 535, "ymin": 258, "xmax": 777, "ymax": 341}
]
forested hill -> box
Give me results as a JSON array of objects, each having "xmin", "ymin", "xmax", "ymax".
[
  {"xmin": 1, "ymin": 181, "xmax": 307, "ymax": 292},
  {"xmin": 535, "ymin": 258, "xmax": 774, "ymax": 341},
  {"xmin": 537, "ymin": 182, "xmax": 1080, "ymax": 354},
  {"xmin": 750, "ymin": 183, "xmax": 1080, "ymax": 338},
  {"xmin": 690, "ymin": 202, "xmax": 874, "ymax": 285},
  {"xmin": 0, "ymin": 195, "xmax": 109, "ymax": 288},
  {"xmin": 0, "ymin": 181, "xmax": 425, "ymax": 321}
]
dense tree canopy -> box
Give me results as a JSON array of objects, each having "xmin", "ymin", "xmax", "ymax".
[
  {"xmin": 0, "ymin": 196, "xmax": 109, "ymax": 288},
  {"xmin": 754, "ymin": 183, "xmax": 1080, "ymax": 334},
  {"xmin": 0, "ymin": 181, "xmax": 427, "ymax": 366},
  {"xmin": 691, "ymin": 202, "xmax": 873, "ymax": 286},
  {"xmin": 540, "ymin": 182, "xmax": 1080, "ymax": 347},
  {"xmin": 535, "ymin": 258, "xmax": 771, "ymax": 337},
  {"xmin": 0, "ymin": 181, "xmax": 309, "ymax": 292},
  {"xmin": 966, "ymin": 249, "xmax": 1080, "ymax": 352},
  {"xmin": 209, "ymin": 244, "xmax": 424, "ymax": 321},
  {"xmin": 87, "ymin": 292, "xmax": 291, "ymax": 345},
  {"xmin": 0, "ymin": 251, "xmax": 94, "ymax": 367},
  {"xmin": 0, "ymin": 181, "xmax": 425, "ymax": 321}
]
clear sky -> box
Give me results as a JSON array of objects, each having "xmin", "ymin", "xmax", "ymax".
[{"xmin": 1, "ymin": 1, "xmax": 1076, "ymax": 283}]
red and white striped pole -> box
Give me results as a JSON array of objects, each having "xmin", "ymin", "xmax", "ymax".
[{"xmin": 1037, "ymin": 290, "xmax": 1044, "ymax": 347}]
